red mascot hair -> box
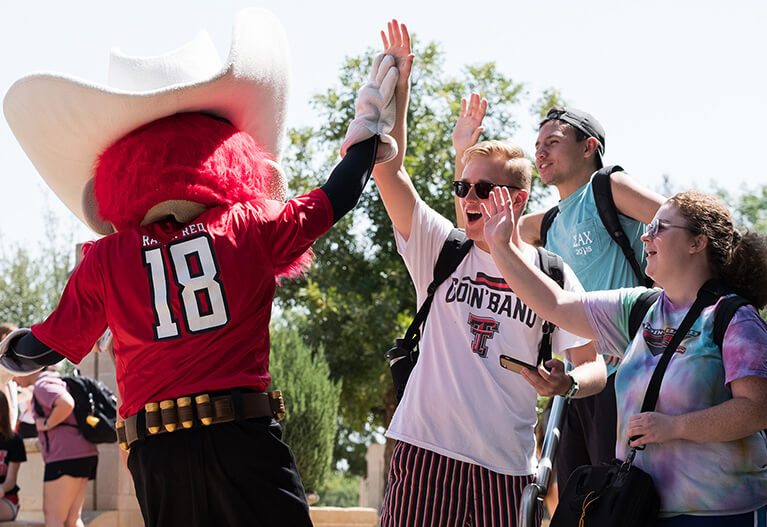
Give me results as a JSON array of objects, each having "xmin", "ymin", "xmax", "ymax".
[{"xmin": 95, "ymin": 112, "xmax": 311, "ymax": 280}]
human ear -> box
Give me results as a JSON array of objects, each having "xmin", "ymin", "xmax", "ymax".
[
  {"xmin": 584, "ymin": 137, "xmax": 600, "ymax": 159},
  {"xmin": 689, "ymin": 234, "xmax": 708, "ymax": 255},
  {"xmin": 512, "ymin": 189, "xmax": 529, "ymax": 213}
]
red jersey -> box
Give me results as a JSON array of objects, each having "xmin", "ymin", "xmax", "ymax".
[{"xmin": 32, "ymin": 190, "xmax": 333, "ymax": 417}]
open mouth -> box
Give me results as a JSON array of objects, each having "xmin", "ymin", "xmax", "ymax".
[
  {"xmin": 646, "ymin": 250, "xmax": 657, "ymax": 257},
  {"xmin": 466, "ymin": 212, "xmax": 482, "ymax": 223}
]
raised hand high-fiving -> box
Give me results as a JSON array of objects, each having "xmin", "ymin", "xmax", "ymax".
[
  {"xmin": 381, "ymin": 20, "xmax": 413, "ymax": 89},
  {"xmin": 340, "ymin": 23, "xmax": 403, "ymax": 163}
]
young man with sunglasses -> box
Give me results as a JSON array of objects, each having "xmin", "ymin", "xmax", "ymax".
[
  {"xmin": 454, "ymin": 98, "xmax": 665, "ymax": 501},
  {"xmin": 373, "ymin": 21, "xmax": 606, "ymax": 527}
]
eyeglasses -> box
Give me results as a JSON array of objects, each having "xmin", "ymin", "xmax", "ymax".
[
  {"xmin": 644, "ymin": 218, "xmax": 696, "ymax": 239},
  {"xmin": 452, "ymin": 181, "xmax": 521, "ymax": 199}
]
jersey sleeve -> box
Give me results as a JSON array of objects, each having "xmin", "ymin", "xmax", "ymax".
[
  {"xmin": 256, "ymin": 188, "xmax": 334, "ymax": 268},
  {"xmin": 6, "ymin": 434, "xmax": 26, "ymax": 463},
  {"xmin": 582, "ymin": 287, "xmax": 648, "ymax": 358},
  {"xmin": 31, "ymin": 242, "xmax": 108, "ymax": 364},
  {"xmin": 721, "ymin": 304, "xmax": 767, "ymax": 385}
]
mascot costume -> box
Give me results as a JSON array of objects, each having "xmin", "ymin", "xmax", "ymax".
[{"xmin": 0, "ymin": 9, "xmax": 398, "ymax": 527}]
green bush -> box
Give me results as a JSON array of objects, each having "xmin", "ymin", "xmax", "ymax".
[
  {"xmin": 269, "ymin": 326, "xmax": 341, "ymax": 494},
  {"xmin": 316, "ymin": 471, "xmax": 361, "ymax": 507}
]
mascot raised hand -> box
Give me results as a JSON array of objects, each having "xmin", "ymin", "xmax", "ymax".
[{"xmin": 1, "ymin": 9, "xmax": 397, "ymax": 527}]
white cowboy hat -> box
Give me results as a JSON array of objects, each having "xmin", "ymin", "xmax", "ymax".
[{"xmin": 3, "ymin": 8, "xmax": 290, "ymax": 235}]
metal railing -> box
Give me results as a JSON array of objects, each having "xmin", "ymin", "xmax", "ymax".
[{"xmin": 519, "ymin": 395, "xmax": 569, "ymax": 526}]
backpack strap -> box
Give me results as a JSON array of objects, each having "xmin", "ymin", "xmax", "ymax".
[
  {"xmin": 401, "ymin": 229, "xmax": 474, "ymax": 351},
  {"xmin": 628, "ymin": 289, "xmax": 662, "ymax": 339},
  {"xmin": 536, "ymin": 247, "xmax": 565, "ymax": 366},
  {"xmin": 638, "ymin": 280, "xmax": 726, "ymax": 417},
  {"xmin": 713, "ymin": 295, "xmax": 752, "ymax": 349},
  {"xmin": 32, "ymin": 394, "xmax": 51, "ymax": 453},
  {"xmin": 539, "ymin": 206, "xmax": 559, "ymax": 248},
  {"xmin": 592, "ymin": 166, "xmax": 653, "ymax": 287}
]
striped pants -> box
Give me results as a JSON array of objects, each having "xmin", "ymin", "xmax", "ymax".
[{"xmin": 380, "ymin": 441, "xmax": 542, "ymax": 527}]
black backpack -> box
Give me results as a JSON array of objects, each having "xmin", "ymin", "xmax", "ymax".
[
  {"xmin": 540, "ymin": 165, "xmax": 653, "ymax": 287},
  {"xmin": 34, "ymin": 374, "xmax": 118, "ymax": 448},
  {"xmin": 386, "ymin": 228, "xmax": 565, "ymax": 401},
  {"xmin": 627, "ymin": 288, "xmax": 755, "ymax": 349}
]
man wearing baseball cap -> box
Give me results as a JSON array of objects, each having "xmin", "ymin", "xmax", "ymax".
[
  {"xmin": 539, "ymin": 107, "xmax": 606, "ymax": 168},
  {"xmin": 526, "ymin": 106, "xmax": 665, "ymax": 500}
]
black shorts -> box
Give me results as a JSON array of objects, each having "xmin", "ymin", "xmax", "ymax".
[
  {"xmin": 44, "ymin": 455, "xmax": 98, "ymax": 482},
  {"xmin": 127, "ymin": 416, "xmax": 312, "ymax": 527}
]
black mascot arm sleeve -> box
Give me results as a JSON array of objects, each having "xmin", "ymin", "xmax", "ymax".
[
  {"xmin": 9, "ymin": 333, "xmax": 66, "ymax": 366},
  {"xmin": 321, "ymin": 136, "xmax": 378, "ymax": 224}
]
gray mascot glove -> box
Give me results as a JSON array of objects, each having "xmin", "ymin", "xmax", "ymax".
[
  {"xmin": 340, "ymin": 53, "xmax": 399, "ymax": 163},
  {"xmin": 0, "ymin": 328, "xmax": 43, "ymax": 383}
]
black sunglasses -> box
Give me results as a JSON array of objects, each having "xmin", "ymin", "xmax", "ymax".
[
  {"xmin": 453, "ymin": 181, "xmax": 521, "ymax": 199},
  {"xmin": 545, "ymin": 108, "xmax": 567, "ymax": 120}
]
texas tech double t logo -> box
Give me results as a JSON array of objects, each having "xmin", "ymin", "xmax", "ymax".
[{"xmin": 467, "ymin": 314, "xmax": 499, "ymax": 358}]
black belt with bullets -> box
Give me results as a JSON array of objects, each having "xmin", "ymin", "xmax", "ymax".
[{"xmin": 116, "ymin": 389, "xmax": 285, "ymax": 451}]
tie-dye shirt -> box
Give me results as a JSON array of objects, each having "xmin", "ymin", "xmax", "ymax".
[{"xmin": 583, "ymin": 287, "xmax": 767, "ymax": 517}]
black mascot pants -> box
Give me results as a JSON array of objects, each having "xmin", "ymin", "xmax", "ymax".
[{"xmin": 127, "ymin": 416, "xmax": 312, "ymax": 527}]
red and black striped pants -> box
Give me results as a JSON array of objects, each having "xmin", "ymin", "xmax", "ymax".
[{"xmin": 380, "ymin": 440, "xmax": 542, "ymax": 527}]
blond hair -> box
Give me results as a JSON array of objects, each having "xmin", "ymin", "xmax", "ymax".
[{"xmin": 463, "ymin": 140, "xmax": 533, "ymax": 191}]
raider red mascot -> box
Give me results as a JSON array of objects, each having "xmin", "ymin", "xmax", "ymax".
[{"xmin": 0, "ymin": 9, "xmax": 398, "ymax": 526}]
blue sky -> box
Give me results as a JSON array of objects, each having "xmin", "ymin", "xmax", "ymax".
[{"xmin": 1, "ymin": 0, "xmax": 765, "ymax": 248}]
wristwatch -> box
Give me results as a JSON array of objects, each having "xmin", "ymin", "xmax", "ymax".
[{"xmin": 563, "ymin": 374, "xmax": 579, "ymax": 399}]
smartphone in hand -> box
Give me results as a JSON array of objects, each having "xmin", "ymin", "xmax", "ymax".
[{"xmin": 499, "ymin": 354, "xmax": 536, "ymax": 374}]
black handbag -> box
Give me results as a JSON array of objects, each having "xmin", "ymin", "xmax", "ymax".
[
  {"xmin": 550, "ymin": 451, "xmax": 660, "ymax": 527},
  {"xmin": 550, "ymin": 280, "xmax": 727, "ymax": 527}
]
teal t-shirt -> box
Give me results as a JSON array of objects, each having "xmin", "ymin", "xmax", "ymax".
[{"xmin": 545, "ymin": 173, "xmax": 646, "ymax": 374}]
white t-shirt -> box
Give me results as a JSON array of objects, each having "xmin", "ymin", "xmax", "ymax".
[{"xmin": 386, "ymin": 199, "xmax": 589, "ymax": 475}]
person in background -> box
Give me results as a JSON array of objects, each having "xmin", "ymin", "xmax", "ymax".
[
  {"xmin": 15, "ymin": 368, "xmax": 97, "ymax": 527},
  {"xmin": 0, "ymin": 390, "xmax": 26, "ymax": 522},
  {"xmin": 15, "ymin": 386, "xmax": 37, "ymax": 439}
]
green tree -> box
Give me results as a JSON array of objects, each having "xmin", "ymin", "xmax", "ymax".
[
  {"xmin": 275, "ymin": 38, "xmax": 564, "ymax": 473},
  {"xmin": 0, "ymin": 246, "xmax": 48, "ymax": 326},
  {"xmin": 733, "ymin": 184, "xmax": 767, "ymax": 233},
  {"xmin": 268, "ymin": 325, "xmax": 341, "ymax": 494},
  {"xmin": 0, "ymin": 209, "xmax": 74, "ymax": 326}
]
